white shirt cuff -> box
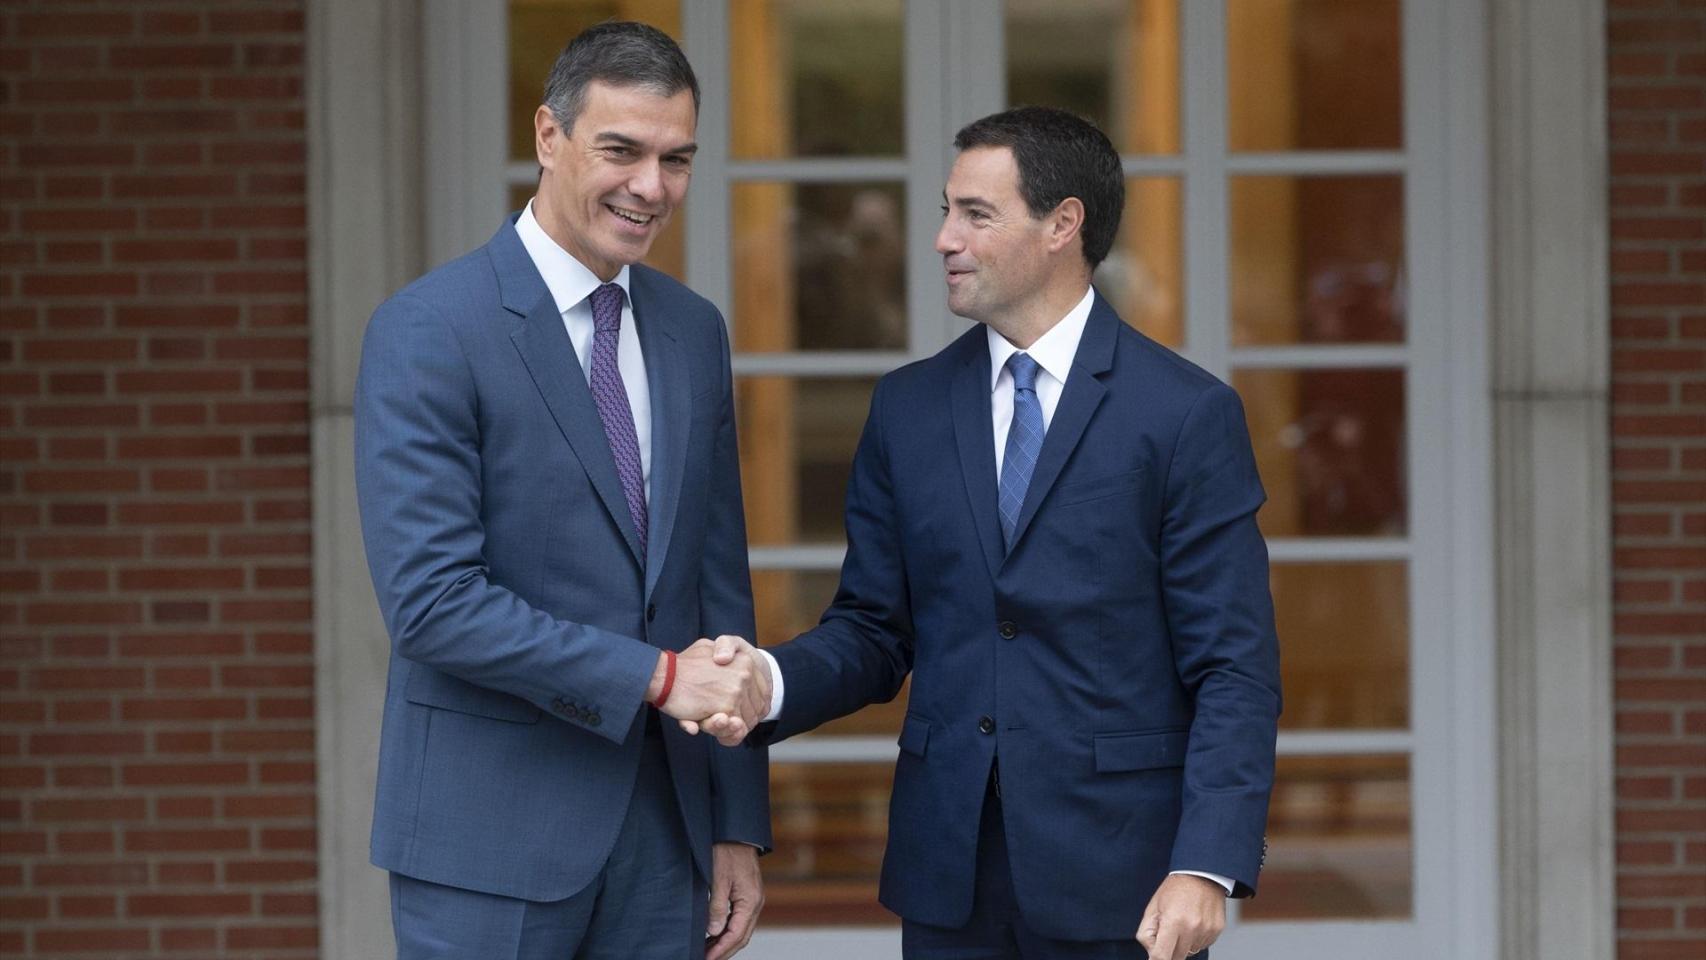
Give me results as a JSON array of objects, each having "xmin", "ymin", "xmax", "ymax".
[
  {"xmin": 1170, "ymin": 870, "xmax": 1235, "ymax": 895},
  {"xmin": 755, "ymin": 647, "xmax": 784, "ymax": 722},
  {"xmin": 1166, "ymin": 873, "xmax": 1235, "ymax": 900}
]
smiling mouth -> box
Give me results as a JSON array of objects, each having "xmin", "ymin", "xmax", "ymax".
[{"xmin": 606, "ymin": 204, "xmax": 656, "ymax": 226}]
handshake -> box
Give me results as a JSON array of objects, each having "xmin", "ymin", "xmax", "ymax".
[{"xmin": 647, "ymin": 635, "xmax": 771, "ymax": 747}]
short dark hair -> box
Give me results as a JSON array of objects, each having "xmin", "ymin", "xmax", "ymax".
[
  {"xmin": 953, "ymin": 107, "xmax": 1124, "ymax": 269},
  {"xmin": 543, "ymin": 21, "xmax": 699, "ymax": 136}
]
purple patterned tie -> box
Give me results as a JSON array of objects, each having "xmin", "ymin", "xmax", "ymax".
[{"xmin": 588, "ymin": 283, "xmax": 647, "ymax": 560}]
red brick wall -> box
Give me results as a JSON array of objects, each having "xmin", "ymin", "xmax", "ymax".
[
  {"xmin": 1, "ymin": 3, "xmax": 316, "ymax": 957},
  {"xmin": 1609, "ymin": 1, "xmax": 1706, "ymax": 958}
]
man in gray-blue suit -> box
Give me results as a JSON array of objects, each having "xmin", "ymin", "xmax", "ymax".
[{"xmin": 355, "ymin": 22, "xmax": 772, "ymax": 960}]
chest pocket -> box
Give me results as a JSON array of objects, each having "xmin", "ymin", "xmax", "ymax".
[{"xmin": 1052, "ymin": 468, "xmax": 1145, "ymax": 508}]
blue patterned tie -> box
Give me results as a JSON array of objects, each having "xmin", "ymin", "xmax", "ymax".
[
  {"xmin": 588, "ymin": 283, "xmax": 647, "ymax": 560},
  {"xmin": 998, "ymin": 352, "xmax": 1043, "ymax": 550}
]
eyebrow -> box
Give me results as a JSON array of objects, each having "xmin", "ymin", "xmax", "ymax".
[
  {"xmin": 943, "ymin": 191, "xmax": 993, "ymax": 210},
  {"xmin": 592, "ymin": 131, "xmax": 699, "ymax": 156}
]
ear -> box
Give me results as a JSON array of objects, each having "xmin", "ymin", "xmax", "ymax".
[
  {"xmin": 535, "ymin": 105, "xmax": 562, "ymax": 171},
  {"xmin": 1046, "ymin": 196, "xmax": 1086, "ymax": 257}
]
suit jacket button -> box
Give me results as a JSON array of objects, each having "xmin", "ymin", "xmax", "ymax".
[
  {"xmin": 998, "ymin": 620, "xmax": 1017, "ymax": 639},
  {"xmin": 550, "ymin": 698, "xmax": 567, "ymax": 714},
  {"xmin": 978, "ymin": 716, "xmax": 994, "ymax": 734},
  {"xmin": 587, "ymin": 713, "xmax": 601, "ymax": 726},
  {"xmin": 646, "ymin": 603, "xmax": 657, "ymax": 623}
]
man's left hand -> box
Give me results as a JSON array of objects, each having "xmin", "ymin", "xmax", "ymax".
[
  {"xmin": 706, "ymin": 842, "xmax": 764, "ymax": 960},
  {"xmin": 1135, "ymin": 874, "xmax": 1225, "ymax": 960}
]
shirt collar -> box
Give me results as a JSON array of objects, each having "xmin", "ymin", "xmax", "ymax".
[
  {"xmin": 516, "ymin": 199, "xmax": 631, "ymax": 314},
  {"xmin": 986, "ymin": 285, "xmax": 1096, "ymax": 392}
]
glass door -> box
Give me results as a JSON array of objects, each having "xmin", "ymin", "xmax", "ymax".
[{"xmin": 478, "ymin": 2, "xmax": 1494, "ymax": 956}]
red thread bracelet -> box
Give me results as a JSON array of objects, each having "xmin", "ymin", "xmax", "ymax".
[{"xmin": 653, "ymin": 649, "xmax": 678, "ymax": 709}]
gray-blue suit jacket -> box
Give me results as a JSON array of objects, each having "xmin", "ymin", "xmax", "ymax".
[{"xmin": 355, "ymin": 217, "xmax": 770, "ymax": 902}]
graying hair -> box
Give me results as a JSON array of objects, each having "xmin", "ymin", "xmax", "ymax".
[{"xmin": 542, "ymin": 21, "xmax": 699, "ymax": 136}]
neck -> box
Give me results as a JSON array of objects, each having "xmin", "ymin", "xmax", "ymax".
[
  {"xmin": 530, "ymin": 190, "xmax": 621, "ymax": 283},
  {"xmin": 986, "ymin": 275, "xmax": 1091, "ymax": 350}
]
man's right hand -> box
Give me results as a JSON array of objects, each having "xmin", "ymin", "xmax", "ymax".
[{"xmin": 649, "ymin": 637, "xmax": 771, "ymax": 746}]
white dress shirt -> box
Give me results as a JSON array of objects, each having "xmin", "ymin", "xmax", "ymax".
[
  {"xmin": 986, "ymin": 287, "xmax": 1094, "ymax": 474},
  {"xmin": 515, "ymin": 200, "xmax": 653, "ymax": 502}
]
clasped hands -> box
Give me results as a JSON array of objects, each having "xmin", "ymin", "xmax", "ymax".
[{"xmin": 650, "ymin": 635, "xmax": 770, "ymax": 746}]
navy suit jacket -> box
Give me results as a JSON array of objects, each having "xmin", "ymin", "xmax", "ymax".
[
  {"xmin": 355, "ymin": 218, "xmax": 770, "ymax": 902},
  {"xmin": 767, "ymin": 292, "xmax": 1281, "ymax": 940}
]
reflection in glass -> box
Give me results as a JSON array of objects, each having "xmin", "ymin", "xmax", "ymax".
[
  {"xmin": 731, "ymin": 0, "xmax": 903, "ymax": 159},
  {"xmin": 1242, "ymin": 754, "xmax": 1412, "ymax": 920},
  {"xmin": 1227, "ymin": 0, "xmax": 1402, "ymax": 152},
  {"xmin": 1272, "ymin": 563, "xmax": 1408, "ymax": 730},
  {"xmin": 1230, "ymin": 176, "xmax": 1405, "ymax": 345},
  {"xmin": 733, "ymin": 183, "xmax": 907, "ymax": 352},
  {"xmin": 736, "ymin": 377, "xmax": 875, "ymax": 547},
  {"xmin": 1005, "ymin": 0, "xmax": 1179, "ymax": 155},
  {"xmin": 508, "ymin": 1, "xmax": 684, "ymax": 163},
  {"xmin": 505, "ymin": 182, "xmax": 687, "ymax": 281},
  {"xmin": 1097, "ymin": 178, "xmax": 1182, "ymax": 348},
  {"xmin": 767, "ymin": 762, "xmax": 894, "ymax": 925},
  {"xmin": 1233, "ymin": 368, "xmax": 1406, "ymax": 537}
]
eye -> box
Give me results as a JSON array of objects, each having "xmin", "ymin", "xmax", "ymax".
[
  {"xmin": 664, "ymin": 154, "xmax": 693, "ymax": 169},
  {"xmin": 939, "ymin": 204, "xmax": 949, "ymax": 217}
]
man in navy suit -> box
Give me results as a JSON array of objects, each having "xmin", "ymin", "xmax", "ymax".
[
  {"xmin": 714, "ymin": 107, "xmax": 1281, "ymax": 959},
  {"xmin": 355, "ymin": 22, "xmax": 772, "ymax": 960}
]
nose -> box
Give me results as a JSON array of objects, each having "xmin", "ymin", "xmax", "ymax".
[
  {"xmin": 935, "ymin": 219, "xmax": 960, "ymax": 255},
  {"xmin": 628, "ymin": 158, "xmax": 664, "ymax": 204}
]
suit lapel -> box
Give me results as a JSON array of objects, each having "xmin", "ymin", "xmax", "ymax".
[
  {"xmin": 1004, "ymin": 292, "xmax": 1118, "ymax": 557},
  {"xmin": 949, "ymin": 334, "xmax": 1006, "ymax": 581},
  {"xmin": 495, "ymin": 223, "xmax": 646, "ymax": 567},
  {"xmin": 632, "ymin": 272, "xmax": 688, "ymax": 597}
]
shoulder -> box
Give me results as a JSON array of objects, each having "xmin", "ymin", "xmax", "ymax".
[
  {"xmin": 371, "ymin": 244, "xmax": 503, "ymax": 331},
  {"xmin": 401, "ymin": 244, "xmax": 498, "ymax": 305},
  {"xmin": 1109, "ymin": 320, "xmax": 1235, "ymax": 412},
  {"xmin": 876, "ymin": 324, "xmax": 983, "ymax": 398},
  {"xmin": 631, "ymin": 264, "xmax": 721, "ymax": 322}
]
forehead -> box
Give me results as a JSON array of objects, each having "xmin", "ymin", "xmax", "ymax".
[
  {"xmin": 947, "ymin": 146, "xmax": 1022, "ymax": 201},
  {"xmin": 571, "ymin": 80, "xmax": 697, "ymax": 138}
]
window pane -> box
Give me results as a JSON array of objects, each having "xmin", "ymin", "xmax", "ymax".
[
  {"xmin": 1227, "ymin": 0, "xmax": 1402, "ymax": 152},
  {"xmin": 732, "ymin": 183, "xmax": 907, "ymax": 352},
  {"xmin": 766, "ymin": 762, "xmax": 894, "ymax": 925},
  {"xmin": 508, "ymin": 1, "xmax": 684, "ymax": 163},
  {"xmin": 736, "ymin": 377, "xmax": 875, "ymax": 546},
  {"xmin": 731, "ymin": 0, "xmax": 904, "ymax": 159},
  {"xmin": 505, "ymin": 182, "xmax": 686, "ymax": 281},
  {"xmin": 1242, "ymin": 754, "xmax": 1412, "ymax": 920},
  {"xmin": 1233, "ymin": 368, "xmax": 1407, "ymax": 537},
  {"xmin": 752, "ymin": 569, "xmax": 839, "ymax": 651},
  {"xmin": 1098, "ymin": 177, "xmax": 1182, "ymax": 348},
  {"xmin": 1273, "ymin": 562, "xmax": 1408, "ymax": 730},
  {"xmin": 1005, "ymin": 0, "xmax": 1180, "ymax": 155},
  {"xmin": 1230, "ymin": 176, "xmax": 1405, "ymax": 346}
]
